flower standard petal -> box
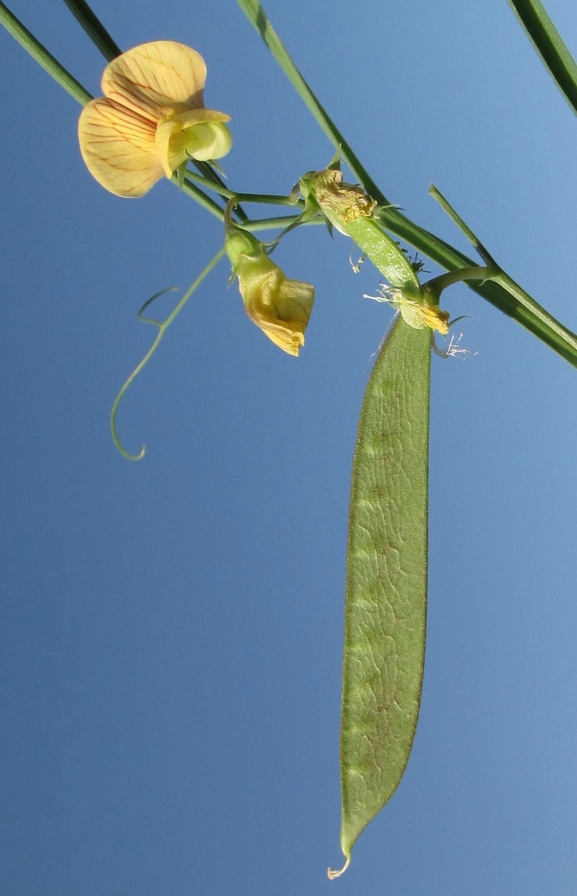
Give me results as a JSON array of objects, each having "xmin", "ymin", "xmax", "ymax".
[
  {"xmin": 101, "ymin": 41, "xmax": 207, "ymax": 121},
  {"xmin": 78, "ymin": 99, "xmax": 164, "ymax": 198}
]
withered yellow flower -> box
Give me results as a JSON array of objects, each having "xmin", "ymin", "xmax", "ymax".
[
  {"xmin": 394, "ymin": 291, "xmax": 450, "ymax": 334},
  {"xmin": 237, "ymin": 256, "xmax": 315, "ymax": 355},
  {"xmin": 78, "ymin": 41, "xmax": 232, "ymax": 198},
  {"xmin": 368, "ymin": 285, "xmax": 450, "ymax": 335},
  {"xmin": 225, "ymin": 227, "xmax": 315, "ymax": 356},
  {"xmin": 299, "ymin": 168, "xmax": 377, "ymax": 235},
  {"xmin": 302, "ymin": 167, "xmax": 451, "ymax": 334}
]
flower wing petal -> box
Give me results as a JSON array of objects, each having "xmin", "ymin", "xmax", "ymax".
[
  {"xmin": 183, "ymin": 120, "xmax": 233, "ymax": 162},
  {"xmin": 155, "ymin": 110, "xmax": 232, "ymax": 176},
  {"xmin": 101, "ymin": 41, "xmax": 207, "ymax": 121},
  {"xmin": 78, "ymin": 99, "xmax": 164, "ymax": 198}
]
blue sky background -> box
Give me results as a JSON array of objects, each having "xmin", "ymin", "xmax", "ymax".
[{"xmin": 1, "ymin": 1, "xmax": 576, "ymax": 893}]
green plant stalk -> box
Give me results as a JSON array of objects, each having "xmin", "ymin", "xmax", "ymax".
[
  {"xmin": 192, "ymin": 161, "xmax": 249, "ymax": 222},
  {"xmin": 0, "ymin": 1, "xmax": 92, "ymax": 104},
  {"xmin": 180, "ymin": 177, "xmax": 228, "ymax": 220},
  {"xmin": 185, "ymin": 171, "xmax": 302, "ymax": 207},
  {"xmin": 234, "ymin": 0, "xmax": 577, "ymax": 367},
  {"xmin": 244, "ymin": 214, "xmax": 321, "ymax": 233},
  {"xmin": 427, "ymin": 183, "xmax": 577, "ymax": 355},
  {"xmin": 506, "ymin": 0, "xmax": 577, "ymax": 115},
  {"xmin": 234, "ymin": 0, "xmax": 389, "ymax": 207},
  {"xmin": 180, "ymin": 177, "xmax": 319, "ymax": 234},
  {"xmin": 62, "ymin": 0, "xmax": 121, "ymax": 61},
  {"xmin": 424, "ymin": 266, "xmax": 493, "ymax": 299}
]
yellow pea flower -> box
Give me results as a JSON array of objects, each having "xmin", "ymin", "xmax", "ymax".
[
  {"xmin": 78, "ymin": 41, "xmax": 232, "ymax": 198},
  {"xmin": 225, "ymin": 227, "xmax": 315, "ymax": 356}
]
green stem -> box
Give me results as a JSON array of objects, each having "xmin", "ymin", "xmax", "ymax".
[
  {"xmin": 179, "ymin": 180, "xmax": 312, "ymax": 234},
  {"xmin": 234, "ymin": 0, "xmax": 390, "ymax": 208},
  {"xmin": 245, "ymin": 214, "xmax": 322, "ymax": 233},
  {"xmin": 428, "ymin": 184, "xmax": 494, "ymax": 264},
  {"xmin": 506, "ymin": 0, "xmax": 577, "ymax": 115},
  {"xmin": 236, "ymin": 193, "xmax": 302, "ymax": 206},
  {"xmin": 185, "ymin": 171, "xmax": 301, "ymax": 207},
  {"xmin": 428, "ymin": 185, "xmax": 577, "ymax": 357},
  {"xmin": 180, "ymin": 177, "xmax": 227, "ymax": 220},
  {"xmin": 494, "ymin": 270, "xmax": 577, "ymax": 354},
  {"xmin": 424, "ymin": 266, "xmax": 493, "ymax": 302},
  {"xmin": 0, "ymin": 0, "xmax": 91, "ymax": 104},
  {"xmin": 62, "ymin": 0, "xmax": 121, "ymax": 61},
  {"xmin": 192, "ymin": 161, "xmax": 248, "ymax": 222}
]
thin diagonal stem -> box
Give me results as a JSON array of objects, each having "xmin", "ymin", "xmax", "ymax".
[
  {"xmin": 0, "ymin": 1, "xmax": 91, "ymax": 104},
  {"xmin": 192, "ymin": 161, "xmax": 248, "ymax": 222},
  {"xmin": 62, "ymin": 0, "xmax": 121, "ymax": 60},
  {"xmin": 428, "ymin": 185, "xmax": 577, "ymax": 356},
  {"xmin": 185, "ymin": 171, "xmax": 301, "ymax": 207},
  {"xmin": 234, "ymin": 0, "xmax": 389, "ymax": 208},
  {"xmin": 245, "ymin": 214, "xmax": 321, "ymax": 232},
  {"xmin": 180, "ymin": 178, "xmax": 227, "ymax": 220},
  {"xmin": 506, "ymin": 0, "xmax": 577, "ymax": 115}
]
